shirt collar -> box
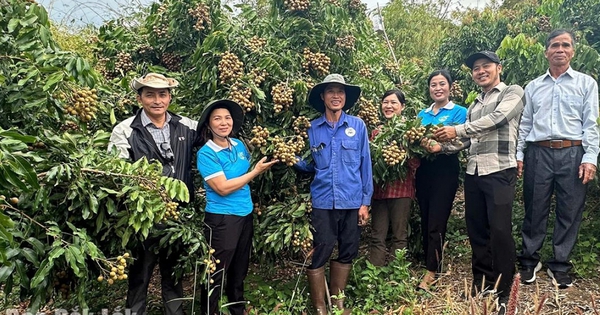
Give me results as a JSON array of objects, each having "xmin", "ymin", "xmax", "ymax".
[
  {"xmin": 315, "ymin": 111, "xmax": 349, "ymax": 126},
  {"xmin": 140, "ymin": 110, "xmax": 171, "ymax": 127},
  {"xmin": 206, "ymin": 139, "xmax": 238, "ymax": 152},
  {"xmin": 543, "ymin": 66, "xmax": 575, "ymax": 80},
  {"xmin": 477, "ymin": 82, "xmax": 507, "ymax": 101},
  {"xmin": 424, "ymin": 101, "xmax": 455, "ymax": 113}
]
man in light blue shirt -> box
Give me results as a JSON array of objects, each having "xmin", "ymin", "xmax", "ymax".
[
  {"xmin": 296, "ymin": 74, "xmax": 372, "ymax": 315},
  {"xmin": 516, "ymin": 29, "xmax": 599, "ymax": 289}
]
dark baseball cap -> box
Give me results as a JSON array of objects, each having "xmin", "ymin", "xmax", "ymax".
[{"xmin": 465, "ymin": 51, "xmax": 501, "ymax": 69}]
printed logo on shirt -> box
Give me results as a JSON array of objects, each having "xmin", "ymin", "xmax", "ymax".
[
  {"xmin": 345, "ymin": 127, "xmax": 356, "ymax": 137},
  {"xmin": 238, "ymin": 152, "xmax": 246, "ymax": 160},
  {"xmin": 438, "ymin": 116, "xmax": 449, "ymax": 123}
]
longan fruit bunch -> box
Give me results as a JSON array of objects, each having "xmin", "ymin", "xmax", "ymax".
[
  {"xmin": 53, "ymin": 270, "xmax": 72, "ymax": 298},
  {"xmin": 249, "ymin": 68, "xmax": 267, "ymax": 86},
  {"xmin": 382, "ymin": 140, "xmax": 407, "ymax": 166},
  {"xmin": 203, "ymin": 249, "xmax": 220, "ymax": 276},
  {"xmin": 253, "ymin": 203, "xmax": 266, "ymax": 216},
  {"xmin": 60, "ymin": 120, "xmax": 79, "ymax": 132},
  {"xmin": 229, "ymin": 83, "xmax": 253, "ymax": 112},
  {"xmin": 97, "ymin": 252, "xmax": 131, "ymax": 285},
  {"xmin": 284, "ymin": 0, "xmax": 310, "ymax": 11},
  {"xmin": 250, "ymin": 125, "xmax": 269, "ymax": 147},
  {"xmin": 161, "ymin": 53, "xmax": 182, "ymax": 72},
  {"xmin": 358, "ymin": 66, "xmax": 372, "ymax": 78},
  {"xmin": 292, "ymin": 231, "xmax": 312, "ymax": 251},
  {"xmin": 357, "ymin": 97, "xmax": 380, "ymax": 129},
  {"xmin": 271, "ymin": 82, "xmax": 294, "ymax": 113},
  {"xmin": 272, "ymin": 135, "xmax": 305, "ymax": 166},
  {"xmin": 292, "ymin": 116, "xmax": 311, "ymax": 138},
  {"xmin": 349, "ymin": 0, "xmax": 366, "ymax": 12},
  {"xmin": 139, "ymin": 177, "xmax": 180, "ymax": 221},
  {"xmin": 188, "ymin": 3, "xmax": 211, "ymax": 31},
  {"xmin": 218, "ymin": 51, "xmax": 244, "ymax": 84},
  {"xmin": 403, "ymin": 125, "xmax": 426, "ymax": 143},
  {"xmin": 302, "ymin": 48, "xmax": 330, "ymax": 75},
  {"xmin": 335, "ymin": 35, "xmax": 356, "ymax": 50},
  {"xmin": 63, "ymin": 87, "xmax": 99, "ymax": 122},
  {"xmin": 450, "ymin": 81, "xmax": 464, "ymax": 100},
  {"xmin": 247, "ymin": 36, "xmax": 267, "ymax": 53},
  {"xmin": 114, "ymin": 52, "xmax": 134, "ymax": 74}
]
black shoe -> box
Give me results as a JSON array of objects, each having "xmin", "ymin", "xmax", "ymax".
[
  {"xmin": 520, "ymin": 262, "xmax": 542, "ymax": 284},
  {"xmin": 497, "ymin": 296, "xmax": 517, "ymax": 315},
  {"xmin": 547, "ymin": 269, "xmax": 573, "ymax": 289}
]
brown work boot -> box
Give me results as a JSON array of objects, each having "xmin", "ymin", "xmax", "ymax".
[
  {"xmin": 306, "ymin": 267, "xmax": 328, "ymax": 315},
  {"xmin": 329, "ymin": 260, "xmax": 352, "ymax": 315}
]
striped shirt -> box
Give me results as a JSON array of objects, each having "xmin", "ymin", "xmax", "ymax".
[
  {"xmin": 140, "ymin": 110, "xmax": 172, "ymax": 159},
  {"xmin": 450, "ymin": 82, "xmax": 525, "ymax": 176}
]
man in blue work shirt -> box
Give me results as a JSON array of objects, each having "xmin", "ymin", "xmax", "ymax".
[
  {"xmin": 516, "ymin": 29, "xmax": 599, "ymax": 289},
  {"xmin": 296, "ymin": 74, "xmax": 373, "ymax": 315}
]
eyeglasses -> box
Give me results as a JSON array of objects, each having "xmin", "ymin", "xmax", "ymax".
[{"xmin": 160, "ymin": 142, "xmax": 174, "ymax": 161}]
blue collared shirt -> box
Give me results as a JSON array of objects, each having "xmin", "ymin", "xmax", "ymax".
[
  {"xmin": 197, "ymin": 138, "xmax": 252, "ymax": 216},
  {"xmin": 417, "ymin": 101, "xmax": 467, "ymax": 126},
  {"xmin": 517, "ymin": 67, "xmax": 600, "ymax": 165},
  {"xmin": 295, "ymin": 111, "xmax": 373, "ymax": 209}
]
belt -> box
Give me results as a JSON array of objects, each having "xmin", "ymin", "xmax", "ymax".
[{"xmin": 532, "ymin": 140, "xmax": 582, "ymax": 149}]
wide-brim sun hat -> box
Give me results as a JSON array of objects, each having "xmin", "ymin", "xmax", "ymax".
[
  {"xmin": 131, "ymin": 73, "xmax": 179, "ymax": 91},
  {"xmin": 308, "ymin": 74, "xmax": 362, "ymax": 113},
  {"xmin": 465, "ymin": 51, "xmax": 501, "ymax": 69},
  {"xmin": 198, "ymin": 99, "xmax": 245, "ymax": 135}
]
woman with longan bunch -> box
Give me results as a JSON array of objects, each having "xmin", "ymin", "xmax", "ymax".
[
  {"xmin": 196, "ymin": 99, "xmax": 277, "ymax": 315},
  {"xmin": 368, "ymin": 89, "xmax": 420, "ymax": 267},
  {"xmin": 416, "ymin": 70, "xmax": 467, "ymax": 290}
]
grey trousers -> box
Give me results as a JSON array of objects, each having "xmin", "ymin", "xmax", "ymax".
[
  {"xmin": 518, "ymin": 144, "xmax": 588, "ymax": 272},
  {"xmin": 368, "ymin": 198, "xmax": 412, "ymax": 266}
]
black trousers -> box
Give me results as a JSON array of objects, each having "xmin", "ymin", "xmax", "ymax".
[
  {"xmin": 415, "ymin": 154, "xmax": 460, "ymax": 272},
  {"xmin": 126, "ymin": 237, "xmax": 184, "ymax": 315},
  {"xmin": 201, "ymin": 213, "xmax": 254, "ymax": 315},
  {"xmin": 464, "ymin": 168, "xmax": 517, "ymax": 297},
  {"xmin": 519, "ymin": 145, "xmax": 587, "ymax": 272},
  {"xmin": 309, "ymin": 208, "xmax": 360, "ymax": 269}
]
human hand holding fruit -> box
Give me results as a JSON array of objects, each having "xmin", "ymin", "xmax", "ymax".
[
  {"xmin": 253, "ymin": 157, "xmax": 279, "ymax": 175},
  {"xmin": 420, "ymin": 138, "xmax": 441, "ymax": 153},
  {"xmin": 434, "ymin": 126, "xmax": 457, "ymax": 142}
]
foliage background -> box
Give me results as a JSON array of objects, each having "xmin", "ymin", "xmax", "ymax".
[{"xmin": 1, "ymin": 0, "xmax": 600, "ymax": 313}]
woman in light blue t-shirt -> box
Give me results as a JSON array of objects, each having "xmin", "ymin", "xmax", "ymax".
[
  {"xmin": 196, "ymin": 99, "xmax": 276, "ymax": 315},
  {"xmin": 415, "ymin": 70, "xmax": 467, "ymax": 291}
]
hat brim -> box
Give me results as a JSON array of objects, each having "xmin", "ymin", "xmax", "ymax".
[
  {"xmin": 465, "ymin": 53, "xmax": 499, "ymax": 69},
  {"xmin": 308, "ymin": 82, "xmax": 362, "ymax": 113},
  {"xmin": 198, "ymin": 99, "xmax": 245, "ymax": 135},
  {"xmin": 131, "ymin": 78, "xmax": 179, "ymax": 91}
]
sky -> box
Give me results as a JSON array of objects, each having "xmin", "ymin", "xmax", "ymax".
[{"xmin": 37, "ymin": 0, "xmax": 491, "ymax": 27}]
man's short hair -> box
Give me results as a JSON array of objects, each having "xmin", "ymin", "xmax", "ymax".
[{"xmin": 545, "ymin": 29, "xmax": 575, "ymax": 50}]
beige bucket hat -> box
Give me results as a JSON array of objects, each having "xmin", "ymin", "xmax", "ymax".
[
  {"xmin": 130, "ymin": 73, "xmax": 179, "ymax": 91},
  {"xmin": 308, "ymin": 74, "xmax": 361, "ymax": 113}
]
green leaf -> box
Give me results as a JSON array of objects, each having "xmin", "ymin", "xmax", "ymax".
[
  {"xmin": 110, "ymin": 108, "xmax": 117, "ymax": 125},
  {"xmin": 7, "ymin": 19, "xmax": 20, "ymax": 33},
  {"xmin": 8, "ymin": 155, "xmax": 39, "ymax": 189},
  {"xmin": 43, "ymin": 71, "xmax": 64, "ymax": 91},
  {"xmin": 0, "ymin": 265, "xmax": 15, "ymax": 282},
  {"xmin": 21, "ymin": 248, "xmax": 39, "ymax": 266}
]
